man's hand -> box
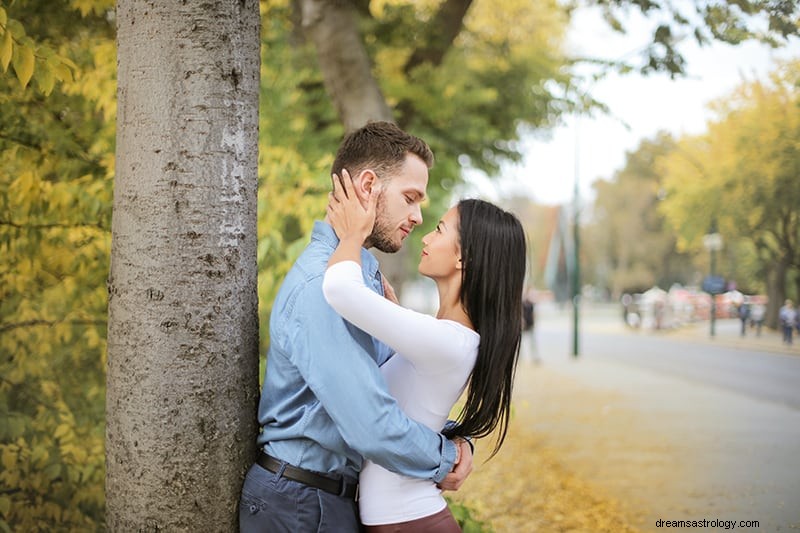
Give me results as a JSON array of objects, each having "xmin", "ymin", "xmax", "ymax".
[
  {"xmin": 382, "ymin": 277, "xmax": 399, "ymax": 305},
  {"xmin": 437, "ymin": 438, "xmax": 473, "ymax": 491}
]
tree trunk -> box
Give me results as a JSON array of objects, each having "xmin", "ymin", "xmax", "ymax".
[
  {"xmin": 106, "ymin": 2, "xmax": 260, "ymax": 530},
  {"xmin": 297, "ymin": 0, "xmax": 393, "ymax": 132},
  {"xmin": 765, "ymin": 256, "xmax": 789, "ymax": 329}
]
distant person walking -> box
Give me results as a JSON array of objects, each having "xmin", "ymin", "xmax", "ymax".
[
  {"xmin": 738, "ymin": 303, "xmax": 750, "ymax": 337},
  {"xmin": 779, "ymin": 299, "xmax": 797, "ymax": 345},
  {"xmin": 522, "ymin": 290, "xmax": 540, "ymax": 364},
  {"xmin": 749, "ymin": 302, "xmax": 765, "ymax": 337}
]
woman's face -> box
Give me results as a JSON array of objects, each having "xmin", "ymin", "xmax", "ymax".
[{"xmin": 418, "ymin": 206, "xmax": 461, "ymax": 281}]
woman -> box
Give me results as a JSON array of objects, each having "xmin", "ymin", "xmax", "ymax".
[{"xmin": 322, "ymin": 172, "xmax": 527, "ymax": 532}]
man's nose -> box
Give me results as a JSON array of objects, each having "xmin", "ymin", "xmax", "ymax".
[{"xmin": 410, "ymin": 204, "xmax": 423, "ymax": 226}]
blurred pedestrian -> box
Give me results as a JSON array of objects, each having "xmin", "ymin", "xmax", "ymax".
[
  {"xmin": 522, "ymin": 290, "xmax": 540, "ymax": 364},
  {"xmin": 749, "ymin": 301, "xmax": 765, "ymax": 337},
  {"xmin": 779, "ymin": 299, "xmax": 796, "ymax": 345},
  {"xmin": 738, "ymin": 302, "xmax": 750, "ymax": 337}
]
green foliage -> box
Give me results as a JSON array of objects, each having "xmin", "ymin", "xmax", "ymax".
[
  {"xmin": 657, "ymin": 60, "xmax": 800, "ymax": 306},
  {"xmin": 447, "ymin": 498, "xmax": 494, "ymax": 532},
  {"xmin": 359, "ymin": 0, "xmax": 574, "ymax": 269},
  {"xmin": 0, "ymin": 1, "xmax": 83, "ymax": 93},
  {"xmin": 594, "ymin": 0, "xmax": 800, "ymax": 77},
  {"xmin": 0, "ymin": 1, "xmax": 113, "ymax": 530},
  {"xmin": 256, "ymin": 4, "xmax": 344, "ymax": 350}
]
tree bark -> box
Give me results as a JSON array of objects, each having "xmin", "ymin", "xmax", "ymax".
[
  {"xmin": 765, "ymin": 257, "xmax": 789, "ymax": 329},
  {"xmin": 106, "ymin": 1, "xmax": 260, "ymax": 530},
  {"xmin": 297, "ymin": 0, "xmax": 393, "ymax": 132}
]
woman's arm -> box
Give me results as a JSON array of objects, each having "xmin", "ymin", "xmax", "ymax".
[{"xmin": 323, "ymin": 261, "xmax": 473, "ymax": 373}]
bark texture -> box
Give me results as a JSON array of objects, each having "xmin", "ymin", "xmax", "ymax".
[
  {"xmin": 107, "ymin": 1, "xmax": 260, "ymax": 530},
  {"xmin": 298, "ymin": 0, "xmax": 393, "ymax": 131}
]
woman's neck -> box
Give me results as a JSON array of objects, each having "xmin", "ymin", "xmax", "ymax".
[{"xmin": 435, "ymin": 278, "xmax": 474, "ymax": 331}]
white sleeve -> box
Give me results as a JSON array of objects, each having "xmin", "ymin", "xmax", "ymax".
[{"xmin": 323, "ymin": 260, "xmax": 472, "ymax": 374}]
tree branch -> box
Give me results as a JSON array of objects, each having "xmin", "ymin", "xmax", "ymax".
[
  {"xmin": 396, "ymin": 0, "xmax": 473, "ymax": 128},
  {"xmin": 0, "ymin": 219, "xmax": 108, "ymax": 231},
  {"xmin": 0, "ymin": 132, "xmax": 105, "ymax": 172},
  {"xmin": 0, "ymin": 319, "xmax": 106, "ymax": 334},
  {"xmin": 403, "ymin": 0, "xmax": 473, "ymax": 76}
]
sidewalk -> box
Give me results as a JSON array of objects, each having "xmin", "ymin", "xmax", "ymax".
[
  {"xmin": 664, "ymin": 318, "xmax": 798, "ymax": 356},
  {"xmin": 448, "ymin": 336, "xmax": 800, "ymax": 532},
  {"xmin": 562, "ymin": 303, "xmax": 797, "ymax": 356}
]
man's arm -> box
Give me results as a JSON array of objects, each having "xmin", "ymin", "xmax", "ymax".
[{"xmin": 288, "ymin": 279, "xmax": 459, "ymax": 483}]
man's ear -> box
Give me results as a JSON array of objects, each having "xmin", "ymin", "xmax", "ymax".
[{"xmin": 358, "ymin": 169, "xmax": 378, "ymax": 199}]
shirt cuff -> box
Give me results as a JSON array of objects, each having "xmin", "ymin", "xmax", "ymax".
[
  {"xmin": 442, "ymin": 419, "xmax": 474, "ymax": 454},
  {"xmin": 432, "ymin": 435, "xmax": 458, "ymax": 483}
]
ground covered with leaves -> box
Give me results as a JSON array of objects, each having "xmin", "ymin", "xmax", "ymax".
[
  {"xmin": 448, "ymin": 418, "xmax": 642, "ymax": 532},
  {"xmin": 447, "ymin": 362, "xmax": 644, "ymax": 532}
]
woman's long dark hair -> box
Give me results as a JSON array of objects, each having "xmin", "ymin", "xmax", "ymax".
[{"xmin": 442, "ymin": 199, "xmax": 527, "ymax": 457}]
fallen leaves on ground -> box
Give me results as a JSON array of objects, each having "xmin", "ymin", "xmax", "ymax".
[{"xmin": 448, "ymin": 414, "xmax": 643, "ymax": 532}]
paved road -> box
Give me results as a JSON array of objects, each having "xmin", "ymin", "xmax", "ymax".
[
  {"xmin": 559, "ymin": 310, "xmax": 800, "ymax": 410},
  {"xmin": 518, "ymin": 304, "xmax": 800, "ymax": 531}
]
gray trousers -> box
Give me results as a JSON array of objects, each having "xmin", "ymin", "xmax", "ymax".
[{"xmin": 239, "ymin": 462, "xmax": 363, "ymax": 533}]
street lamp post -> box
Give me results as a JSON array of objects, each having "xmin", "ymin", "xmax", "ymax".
[{"xmin": 572, "ymin": 169, "xmax": 580, "ymax": 358}]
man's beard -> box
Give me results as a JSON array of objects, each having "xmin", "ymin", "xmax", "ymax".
[{"xmin": 365, "ymin": 191, "xmax": 402, "ymax": 253}]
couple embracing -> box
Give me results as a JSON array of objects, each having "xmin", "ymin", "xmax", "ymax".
[{"xmin": 239, "ymin": 121, "xmax": 527, "ymax": 532}]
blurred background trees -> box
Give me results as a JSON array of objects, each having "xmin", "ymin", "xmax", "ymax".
[
  {"xmin": 1, "ymin": 0, "xmax": 798, "ymax": 529},
  {"xmin": 578, "ymin": 60, "xmax": 800, "ymax": 328},
  {"xmin": 656, "ymin": 60, "xmax": 800, "ymax": 327},
  {"xmin": 583, "ymin": 133, "xmax": 695, "ymax": 297}
]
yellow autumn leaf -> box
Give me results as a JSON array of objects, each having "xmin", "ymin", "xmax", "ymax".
[
  {"xmin": 35, "ymin": 65, "xmax": 55, "ymax": 95},
  {"xmin": 54, "ymin": 60, "xmax": 72, "ymax": 83},
  {"xmin": 0, "ymin": 30, "xmax": 11, "ymax": 72},
  {"xmin": 1, "ymin": 447, "xmax": 16, "ymax": 471},
  {"xmin": 0, "ymin": 494, "xmax": 11, "ymax": 517},
  {"xmin": 13, "ymin": 43, "xmax": 34, "ymax": 88},
  {"xmin": 54, "ymin": 423, "xmax": 71, "ymax": 440}
]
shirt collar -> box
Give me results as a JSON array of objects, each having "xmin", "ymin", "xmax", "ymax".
[{"xmin": 311, "ymin": 221, "xmax": 380, "ymax": 280}]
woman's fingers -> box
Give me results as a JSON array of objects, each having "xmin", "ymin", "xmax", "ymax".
[
  {"xmin": 340, "ymin": 168, "xmax": 356, "ymax": 199},
  {"xmin": 366, "ymin": 186, "xmax": 377, "ymax": 218},
  {"xmin": 331, "ymin": 173, "xmax": 345, "ymax": 202}
]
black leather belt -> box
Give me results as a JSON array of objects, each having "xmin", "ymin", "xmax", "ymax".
[{"xmin": 257, "ymin": 452, "xmax": 358, "ymax": 500}]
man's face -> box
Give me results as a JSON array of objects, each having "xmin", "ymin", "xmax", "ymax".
[{"xmin": 366, "ymin": 153, "xmax": 429, "ymax": 253}]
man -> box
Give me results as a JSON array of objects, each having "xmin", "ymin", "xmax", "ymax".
[{"xmin": 240, "ymin": 122, "xmax": 473, "ymax": 532}]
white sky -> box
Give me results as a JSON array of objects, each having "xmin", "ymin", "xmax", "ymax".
[{"xmin": 467, "ymin": 6, "xmax": 800, "ymax": 206}]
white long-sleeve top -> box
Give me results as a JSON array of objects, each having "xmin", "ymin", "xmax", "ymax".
[{"xmin": 322, "ymin": 260, "xmax": 479, "ymax": 524}]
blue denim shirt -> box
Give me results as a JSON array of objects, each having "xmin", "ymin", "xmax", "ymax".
[{"xmin": 257, "ymin": 221, "xmax": 457, "ymax": 482}]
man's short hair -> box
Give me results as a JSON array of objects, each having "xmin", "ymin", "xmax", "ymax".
[{"xmin": 331, "ymin": 121, "xmax": 434, "ymax": 180}]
